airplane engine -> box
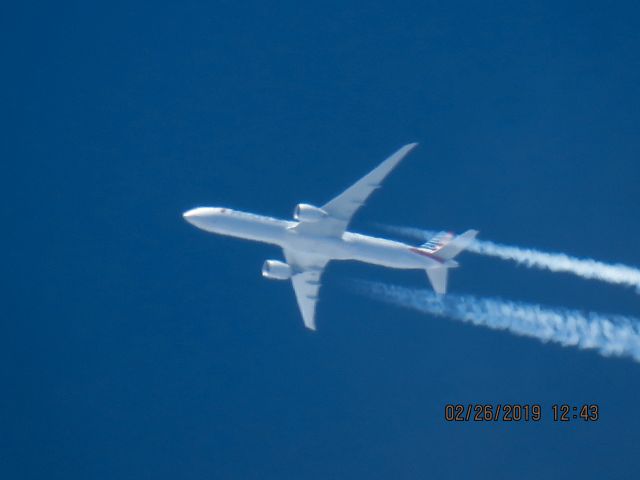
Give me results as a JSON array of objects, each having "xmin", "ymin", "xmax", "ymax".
[
  {"xmin": 262, "ymin": 260, "xmax": 292, "ymax": 280},
  {"xmin": 293, "ymin": 203, "xmax": 328, "ymax": 222}
]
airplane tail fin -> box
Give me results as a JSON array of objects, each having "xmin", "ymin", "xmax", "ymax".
[
  {"xmin": 423, "ymin": 229, "xmax": 478, "ymax": 294},
  {"xmin": 426, "ymin": 229, "xmax": 478, "ymax": 260}
]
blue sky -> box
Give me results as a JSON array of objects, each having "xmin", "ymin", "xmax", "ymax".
[{"xmin": 4, "ymin": 1, "xmax": 640, "ymax": 479}]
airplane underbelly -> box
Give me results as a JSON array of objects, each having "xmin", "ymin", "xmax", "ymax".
[
  {"xmin": 208, "ymin": 217, "xmax": 288, "ymax": 245},
  {"xmin": 285, "ymin": 232, "xmax": 345, "ymax": 257},
  {"xmin": 284, "ymin": 231, "xmax": 429, "ymax": 269},
  {"xmin": 347, "ymin": 243, "xmax": 421, "ymax": 268}
]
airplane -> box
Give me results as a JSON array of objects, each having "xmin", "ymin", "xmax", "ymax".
[{"xmin": 183, "ymin": 143, "xmax": 478, "ymax": 330}]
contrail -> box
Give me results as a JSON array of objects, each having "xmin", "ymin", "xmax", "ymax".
[
  {"xmin": 379, "ymin": 225, "xmax": 640, "ymax": 292},
  {"xmin": 351, "ymin": 280, "xmax": 640, "ymax": 362}
]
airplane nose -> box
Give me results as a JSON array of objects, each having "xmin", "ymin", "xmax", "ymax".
[
  {"xmin": 183, "ymin": 209, "xmax": 197, "ymax": 219},
  {"xmin": 183, "ymin": 207, "xmax": 208, "ymax": 226},
  {"xmin": 183, "ymin": 207, "xmax": 219, "ymax": 227}
]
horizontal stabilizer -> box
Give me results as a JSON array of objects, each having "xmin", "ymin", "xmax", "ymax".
[{"xmin": 426, "ymin": 267, "xmax": 448, "ymax": 295}]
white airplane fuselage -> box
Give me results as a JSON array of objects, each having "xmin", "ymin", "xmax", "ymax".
[
  {"xmin": 183, "ymin": 143, "xmax": 478, "ymax": 330},
  {"xmin": 183, "ymin": 207, "xmax": 447, "ymax": 270}
]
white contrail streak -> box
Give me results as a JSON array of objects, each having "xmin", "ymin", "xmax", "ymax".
[
  {"xmin": 351, "ymin": 280, "xmax": 640, "ymax": 362},
  {"xmin": 380, "ymin": 225, "xmax": 640, "ymax": 291}
]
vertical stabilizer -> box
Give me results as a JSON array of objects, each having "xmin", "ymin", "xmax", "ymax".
[
  {"xmin": 422, "ymin": 229, "xmax": 478, "ymax": 294},
  {"xmin": 433, "ymin": 229, "xmax": 478, "ymax": 260}
]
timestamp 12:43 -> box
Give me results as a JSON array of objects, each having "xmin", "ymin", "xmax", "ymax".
[{"xmin": 552, "ymin": 404, "xmax": 599, "ymax": 422}]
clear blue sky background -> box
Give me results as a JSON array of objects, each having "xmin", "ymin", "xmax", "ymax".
[{"xmin": 4, "ymin": 1, "xmax": 640, "ymax": 479}]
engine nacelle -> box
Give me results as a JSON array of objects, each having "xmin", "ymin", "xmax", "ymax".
[
  {"xmin": 262, "ymin": 260, "xmax": 292, "ymax": 280},
  {"xmin": 293, "ymin": 203, "xmax": 328, "ymax": 223}
]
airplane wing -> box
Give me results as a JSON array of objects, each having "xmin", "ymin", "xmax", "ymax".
[
  {"xmin": 283, "ymin": 249, "xmax": 330, "ymax": 330},
  {"xmin": 293, "ymin": 143, "xmax": 418, "ymax": 237}
]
